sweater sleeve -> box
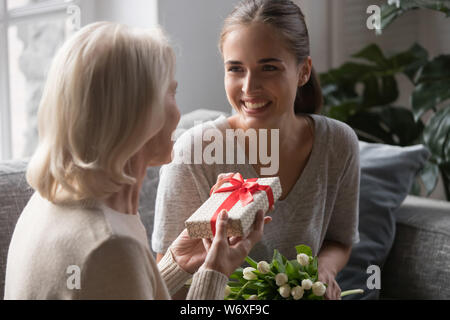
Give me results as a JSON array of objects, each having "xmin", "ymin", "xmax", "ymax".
[
  {"xmin": 158, "ymin": 249, "xmax": 192, "ymax": 296},
  {"xmin": 325, "ymin": 124, "xmax": 361, "ymax": 246},
  {"xmin": 158, "ymin": 249, "xmax": 228, "ymax": 300},
  {"xmin": 186, "ymin": 268, "xmax": 229, "ymax": 300}
]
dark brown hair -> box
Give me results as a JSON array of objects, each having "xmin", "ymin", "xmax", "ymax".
[{"xmin": 219, "ymin": 0, "xmax": 323, "ymax": 114}]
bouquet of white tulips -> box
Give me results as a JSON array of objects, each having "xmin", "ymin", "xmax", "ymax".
[{"xmin": 225, "ymin": 244, "xmax": 363, "ymax": 300}]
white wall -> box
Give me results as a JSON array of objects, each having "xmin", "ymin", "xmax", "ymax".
[
  {"xmin": 295, "ymin": 0, "xmax": 332, "ymax": 73},
  {"xmin": 92, "ymin": 0, "xmax": 158, "ymax": 28},
  {"xmin": 157, "ymin": 0, "xmax": 237, "ymax": 115}
]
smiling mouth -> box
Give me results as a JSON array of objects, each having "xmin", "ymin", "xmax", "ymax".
[{"xmin": 241, "ymin": 100, "xmax": 272, "ymax": 113}]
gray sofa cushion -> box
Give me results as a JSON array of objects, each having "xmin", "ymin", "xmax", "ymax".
[
  {"xmin": 0, "ymin": 160, "xmax": 34, "ymax": 299},
  {"xmin": 336, "ymin": 142, "xmax": 431, "ymax": 300},
  {"xmin": 381, "ymin": 196, "xmax": 450, "ymax": 299}
]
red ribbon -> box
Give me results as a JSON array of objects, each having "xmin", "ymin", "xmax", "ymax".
[{"xmin": 209, "ymin": 173, "xmax": 274, "ymax": 236}]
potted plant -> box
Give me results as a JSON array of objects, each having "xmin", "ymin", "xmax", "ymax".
[{"xmin": 320, "ymin": 0, "xmax": 450, "ymax": 200}]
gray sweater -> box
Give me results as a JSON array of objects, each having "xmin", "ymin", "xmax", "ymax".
[{"xmin": 152, "ymin": 114, "xmax": 360, "ymax": 260}]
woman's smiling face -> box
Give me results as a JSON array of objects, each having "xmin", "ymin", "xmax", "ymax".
[{"xmin": 222, "ymin": 22, "xmax": 309, "ymax": 129}]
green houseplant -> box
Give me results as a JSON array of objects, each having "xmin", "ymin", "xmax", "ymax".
[{"xmin": 320, "ymin": 1, "xmax": 450, "ymax": 200}]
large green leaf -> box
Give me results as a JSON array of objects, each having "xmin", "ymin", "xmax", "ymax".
[
  {"xmin": 326, "ymin": 100, "xmax": 360, "ymax": 122},
  {"xmin": 412, "ymin": 81, "xmax": 450, "ymax": 121},
  {"xmin": 347, "ymin": 106, "xmax": 421, "ymax": 146},
  {"xmin": 419, "ymin": 161, "xmax": 441, "ymax": 196},
  {"xmin": 440, "ymin": 162, "xmax": 450, "ymax": 200},
  {"xmin": 390, "ymin": 43, "xmax": 429, "ymax": 83},
  {"xmin": 380, "ymin": 1, "xmax": 450, "ymax": 32},
  {"xmin": 352, "ymin": 43, "xmax": 389, "ymax": 68},
  {"xmin": 422, "ymin": 106, "xmax": 450, "ymax": 165},
  {"xmin": 416, "ymin": 55, "xmax": 450, "ymax": 82},
  {"xmin": 271, "ymin": 250, "xmax": 286, "ymax": 274},
  {"xmin": 411, "ymin": 55, "xmax": 450, "ymax": 121}
]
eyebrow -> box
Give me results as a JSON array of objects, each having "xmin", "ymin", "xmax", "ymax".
[{"xmin": 225, "ymin": 58, "xmax": 283, "ymax": 65}]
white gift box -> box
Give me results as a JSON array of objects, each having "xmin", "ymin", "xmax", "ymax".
[{"xmin": 185, "ymin": 174, "xmax": 282, "ymax": 239}]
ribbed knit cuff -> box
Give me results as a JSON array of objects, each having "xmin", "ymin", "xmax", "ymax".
[
  {"xmin": 186, "ymin": 269, "xmax": 229, "ymax": 300},
  {"xmin": 158, "ymin": 249, "xmax": 192, "ymax": 296}
]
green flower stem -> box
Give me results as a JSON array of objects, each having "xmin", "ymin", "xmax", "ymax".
[
  {"xmin": 245, "ymin": 256, "xmax": 258, "ymax": 268},
  {"xmin": 236, "ymin": 281, "xmax": 251, "ymax": 299},
  {"xmin": 341, "ymin": 289, "xmax": 364, "ymax": 297}
]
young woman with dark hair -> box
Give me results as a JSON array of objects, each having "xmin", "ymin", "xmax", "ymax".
[{"xmin": 154, "ymin": 0, "xmax": 360, "ymax": 300}]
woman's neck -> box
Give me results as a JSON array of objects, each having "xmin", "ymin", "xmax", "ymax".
[
  {"xmin": 230, "ymin": 112, "xmax": 303, "ymax": 149},
  {"xmin": 103, "ymin": 151, "xmax": 148, "ymax": 215},
  {"xmin": 229, "ymin": 112, "xmax": 304, "ymax": 176}
]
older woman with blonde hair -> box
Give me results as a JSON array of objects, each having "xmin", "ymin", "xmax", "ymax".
[{"xmin": 4, "ymin": 22, "xmax": 269, "ymax": 300}]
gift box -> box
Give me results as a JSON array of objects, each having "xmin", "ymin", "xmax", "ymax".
[{"xmin": 185, "ymin": 173, "xmax": 282, "ymax": 239}]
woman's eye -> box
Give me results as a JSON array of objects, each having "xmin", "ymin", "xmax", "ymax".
[
  {"xmin": 262, "ymin": 65, "xmax": 278, "ymax": 71},
  {"xmin": 227, "ymin": 66, "xmax": 243, "ymax": 73}
]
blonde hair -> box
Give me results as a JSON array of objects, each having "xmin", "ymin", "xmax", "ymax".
[{"xmin": 27, "ymin": 22, "xmax": 175, "ymax": 205}]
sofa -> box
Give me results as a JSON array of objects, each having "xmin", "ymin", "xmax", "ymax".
[{"xmin": 1, "ymin": 110, "xmax": 450, "ymax": 300}]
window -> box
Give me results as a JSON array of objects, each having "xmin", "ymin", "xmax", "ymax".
[{"xmin": 0, "ymin": 0, "xmax": 81, "ymax": 161}]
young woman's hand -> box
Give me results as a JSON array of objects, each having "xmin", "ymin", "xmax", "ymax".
[
  {"xmin": 210, "ymin": 172, "xmax": 235, "ymax": 194},
  {"xmin": 318, "ymin": 266, "xmax": 341, "ymax": 300},
  {"xmin": 200, "ymin": 209, "xmax": 271, "ymax": 278}
]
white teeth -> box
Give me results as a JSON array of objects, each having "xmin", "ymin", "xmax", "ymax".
[{"xmin": 244, "ymin": 101, "xmax": 269, "ymax": 109}]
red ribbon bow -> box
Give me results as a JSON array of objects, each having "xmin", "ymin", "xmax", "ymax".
[{"xmin": 209, "ymin": 173, "xmax": 274, "ymax": 236}]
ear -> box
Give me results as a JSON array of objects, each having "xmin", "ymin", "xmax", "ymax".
[{"xmin": 298, "ymin": 56, "xmax": 313, "ymax": 87}]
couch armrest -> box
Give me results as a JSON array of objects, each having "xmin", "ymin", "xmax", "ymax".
[{"xmin": 381, "ymin": 196, "xmax": 450, "ymax": 299}]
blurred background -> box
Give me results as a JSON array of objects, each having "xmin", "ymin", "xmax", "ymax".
[{"xmin": 0, "ymin": 0, "xmax": 449, "ymax": 200}]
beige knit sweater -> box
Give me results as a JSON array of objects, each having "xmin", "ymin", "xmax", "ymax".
[{"xmin": 4, "ymin": 192, "xmax": 228, "ymax": 300}]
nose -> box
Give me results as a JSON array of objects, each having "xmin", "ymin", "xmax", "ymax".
[{"xmin": 242, "ymin": 72, "xmax": 261, "ymax": 95}]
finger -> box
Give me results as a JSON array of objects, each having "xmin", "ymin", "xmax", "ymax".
[
  {"xmin": 216, "ymin": 172, "xmax": 233, "ymax": 182},
  {"xmin": 229, "ymin": 236, "xmax": 242, "ymax": 246},
  {"xmin": 246, "ymin": 210, "xmax": 265, "ymax": 244},
  {"xmin": 202, "ymin": 238, "xmax": 212, "ymax": 251},
  {"xmin": 212, "ymin": 210, "xmax": 229, "ymax": 243},
  {"xmin": 211, "ymin": 173, "xmax": 234, "ymax": 194},
  {"xmin": 264, "ymin": 216, "xmax": 272, "ymax": 224}
]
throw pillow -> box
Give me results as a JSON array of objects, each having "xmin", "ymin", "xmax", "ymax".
[{"xmin": 336, "ymin": 141, "xmax": 431, "ymax": 299}]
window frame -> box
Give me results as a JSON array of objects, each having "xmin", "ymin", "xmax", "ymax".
[{"xmin": 0, "ymin": 0, "xmax": 81, "ymax": 160}]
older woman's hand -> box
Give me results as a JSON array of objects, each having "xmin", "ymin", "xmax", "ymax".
[
  {"xmin": 170, "ymin": 208, "xmax": 270, "ymax": 276},
  {"xmin": 200, "ymin": 209, "xmax": 270, "ymax": 278},
  {"xmin": 170, "ymin": 230, "xmax": 208, "ymax": 274}
]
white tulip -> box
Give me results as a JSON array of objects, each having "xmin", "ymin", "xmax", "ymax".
[
  {"xmin": 257, "ymin": 261, "xmax": 271, "ymax": 274},
  {"xmin": 247, "ymin": 295, "xmax": 258, "ymax": 300},
  {"xmin": 279, "ymin": 284, "xmax": 291, "ymax": 298},
  {"xmin": 312, "ymin": 281, "xmax": 327, "ymax": 296},
  {"xmin": 275, "ymin": 273, "xmax": 288, "ymax": 286},
  {"xmin": 301, "ymin": 279, "xmax": 313, "ymax": 290},
  {"xmin": 243, "ymin": 267, "xmax": 257, "ymax": 280},
  {"xmin": 291, "ymin": 286, "xmax": 304, "ymax": 300},
  {"xmin": 297, "ymin": 253, "xmax": 310, "ymax": 266},
  {"xmin": 224, "ymin": 285, "xmax": 231, "ymax": 297}
]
